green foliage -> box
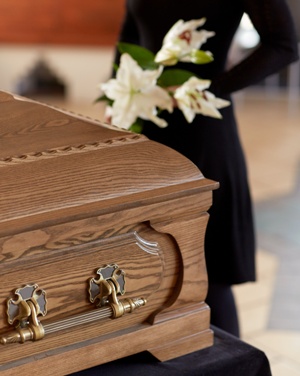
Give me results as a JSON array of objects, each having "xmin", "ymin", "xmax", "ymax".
[
  {"xmin": 94, "ymin": 94, "xmax": 113, "ymax": 106},
  {"xmin": 117, "ymin": 42, "xmax": 159, "ymax": 70},
  {"xmin": 157, "ymin": 69, "xmax": 197, "ymax": 87},
  {"xmin": 129, "ymin": 119, "xmax": 144, "ymax": 134}
]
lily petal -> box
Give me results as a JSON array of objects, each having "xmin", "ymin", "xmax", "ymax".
[
  {"xmin": 101, "ymin": 53, "xmax": 173, "ymax": 129},
  {"xmin": 174, "ymin": 76, "xmax": 230, "ymax": 122},
  {"xmin": 155, "ymin": 18, "xmax": 215, "ymax": 65}
]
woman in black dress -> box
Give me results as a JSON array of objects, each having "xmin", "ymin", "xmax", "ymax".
[{"xmin": 114, "ymin": 0, "xmax": 299, "ymax": 336}]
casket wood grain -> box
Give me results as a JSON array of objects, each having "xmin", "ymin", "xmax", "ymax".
[{"xmin": 0, "ymin": 91, "xmax": 218, "ymax": 375}]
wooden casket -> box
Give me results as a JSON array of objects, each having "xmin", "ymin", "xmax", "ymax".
[{"xmin": 0, "ymin": 91, "xmax": 218, "ymax": 375}]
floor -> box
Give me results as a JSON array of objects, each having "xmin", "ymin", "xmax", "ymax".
[
  {"xmin": 234, "ymin": 88, "xmax": 300, "ymax": 376},
  {"xmin": 43, "ymin": 87, "xmax": 300, "ymax": 375}
]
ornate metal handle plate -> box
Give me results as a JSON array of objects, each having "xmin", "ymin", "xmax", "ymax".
[{"xmin": 0, "ymin": 264, "xmax": 146, "ymax": 345}]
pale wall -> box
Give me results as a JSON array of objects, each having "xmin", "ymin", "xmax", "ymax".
[{"xmin": 0, "ymin": 45, "xmax": 114, "ymax": 103}]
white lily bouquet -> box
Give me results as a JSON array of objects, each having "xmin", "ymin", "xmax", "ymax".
[{"xmin": 97, "ymin": 18, "xmax": 230, "ymax": 132}]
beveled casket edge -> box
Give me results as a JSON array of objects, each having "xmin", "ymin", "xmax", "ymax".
[
  {"xmin": 0, "ymin": 178, "xmax": 219, "ymax": 238},
  {"xmin": 0, "ymin": 132, "xmax": 146, "ymax": 167},
  {"xmin": 6, "ymin": 90, "xmax": 128, "ymax": 133},
  {"xmin": 1, "ymin": 91, "xmax": 215, "ymax": 232}
]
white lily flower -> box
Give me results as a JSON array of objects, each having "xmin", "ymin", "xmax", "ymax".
[
  {"xmin": 155, "ymin": 18, "xmax": 215, "ymax": 65},
  {"xmin": 174, "ymin": 76, "xmax": 230, "ymax": 122},
  {"xmin": 100, "ymin": 53, "xmax": 173, "ymax": 129}
]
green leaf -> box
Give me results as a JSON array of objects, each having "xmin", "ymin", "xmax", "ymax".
[
  {"xmin": 157, "ymin": 69, "xmax": 197, "ymax": 87},
  {"xmin": 190, "ymin": 50, "xmax": 214, "ymax": 64},
  {"xmin": 129, "ymin": 119, "xmax": 144, "ymax": 134},
  {"xmin": 118, "ymin": 42, "xmax": 158, "ymax": 70},
  {"xmin": 95, "ymin": 94, "xmax": 107, "ymax": 102},
  {"xmin": 113, "ymin": 63, "xmax": 119, "ymax": 72},
  {"xmin": 94, "ymin": 95, "xmax": 113, "ymax": 106}
]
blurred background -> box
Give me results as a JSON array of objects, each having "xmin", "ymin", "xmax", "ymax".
[
  {"xmin": 0, "ymin": 0, "xmax": 125, "ymax": 106},
  {"xmin": 0, "ymin": 1, "xmax": 299, "ymax": 112},
  {"xmin": 0, "ymin": 1, "xmax": 300, "ymax": 375}
]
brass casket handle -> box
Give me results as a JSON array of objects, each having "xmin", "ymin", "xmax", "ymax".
[{"xmin": 1, "ymin": 264, "xmax": 146, "ymax": 345}]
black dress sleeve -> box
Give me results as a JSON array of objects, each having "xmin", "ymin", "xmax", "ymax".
[{"xmin": 210, "ymin": 0, "xmax": 299, "ymax": 96}]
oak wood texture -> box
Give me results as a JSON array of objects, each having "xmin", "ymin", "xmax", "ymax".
[
  {"xmin": 0, "ymin": 0, "xmax": 125, "ymax": 45},
  {"xmin": 0, "ymin": 91, "xmax": 218, "ymax": 375}
]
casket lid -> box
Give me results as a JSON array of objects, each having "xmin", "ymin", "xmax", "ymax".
[{"xmin": 0, "ymin": 91, "xmax": 217, "ymax": 236}]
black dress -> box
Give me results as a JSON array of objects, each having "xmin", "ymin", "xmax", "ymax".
[{"xmin": 115, "ymin": 0, "xmax": 299, "ymax": 285}]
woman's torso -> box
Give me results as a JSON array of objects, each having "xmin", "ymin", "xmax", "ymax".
[{"xmin": 127, "ymin": 0, "xmax": 244, "ymax": 80}]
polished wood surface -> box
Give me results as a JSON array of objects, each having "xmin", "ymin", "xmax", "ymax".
[{"xmin": 0, "ymin": 91, "xmax": 218, "ymax": 375}]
